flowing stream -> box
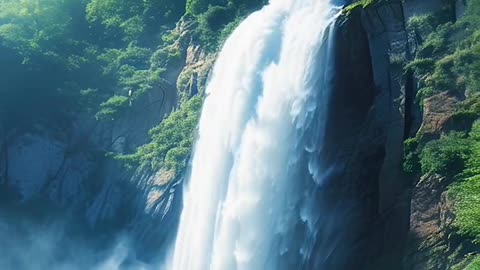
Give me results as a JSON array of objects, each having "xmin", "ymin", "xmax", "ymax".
[{"xmin": 171, "ymin": 1, "xmax": 340, "ymax": 269}]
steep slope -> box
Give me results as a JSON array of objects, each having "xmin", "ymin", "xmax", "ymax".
[{"xmin": 0, "ymin": 0, "xmax": 262, "ymax": 267}]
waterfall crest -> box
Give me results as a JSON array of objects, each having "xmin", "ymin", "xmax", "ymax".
[{"xmin": 171, "ymin": 1, "xmax": 339, "ymax": 269}]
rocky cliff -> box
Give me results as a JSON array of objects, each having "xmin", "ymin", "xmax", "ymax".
[
  {"xmin": 322, "ymin": 1, "xmax": 414, "ymax": 269},
  {"xmin": 336, "ymin": 1, "xmax": 480, "ymax": 269},
  {"xmin": 0, "ymin": 18, "xmax": 215, "ymax": 266},
  {"xmin": 0, "ymin": 0, "xmax": 475, "ymax": 268},
  {"xmin": 0, "ymin": 0, "xmax": 417, "ymax": 267}
]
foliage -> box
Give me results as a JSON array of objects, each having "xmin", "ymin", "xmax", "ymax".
[
  {"xmin": 0, "ymin": 0, "xmax": 99, "ymax": 128},
  {"xmin": 150, "ymin": 45, "xmax": 182, "ymax": 71},
  {"xmin": 187, "ymin": 0, "xmax": 265, "ymax": 51},
  {"xmin": 344, "ymin": 0, "xmax": 378, "ymax": 15},
  {"xmin": 470, "ymin": 120, "xmax": 480, "ymax": 140},
  {"xmin": 86, "ymin": 0, "xmax": 185, "ymax": 41},
  {"xmin": 405, "ymin": 58, "xmax": 435, "ymax": 75},
  {"xmin": 0, "ymin": 0, "xmax": 268, "ymax": 185},
  {"xmin": 405, "ymin": 0, "xmax": 480, "ymax": 100},
  {"xmin": 420, "ymin": 132, "xmax": 473, "ymax": 177},
  {"xmin": 186, "ymin": 0, "xmax": 228, "ymax": 15},
  {"xmin": 119, "ymin": 96, "xmax": 203, "ymax": 172},
  {"xmin": 407, "ymin": 14, "xmax": 443, "ymax": 38},
  {"xmin": 98, "ymin": 43, "xmax": 151, "ymax": 76},
  {"xmin": 0, "ymin": 0, "xmax": 79, "ymax": 60},
  {"xmin": 419, "ymin": 103, "xmax": 480, "ymax": 248},
  {"xmin": 419, "ymin": 122, "xmax": 480, "ymax": 246},
  {"xmin": 198, "ymin": 6, "xmax": 233, "ymax": 31},
  {"xmin": 403, "ymin": 137, "xmax": 421, "ymax": 174},
  {"xmin": 465, "ymin": 256, "xmax": 480, "ymax": 270},
  {"xmin": 389, "ymin": 53, "xmax": 407, "ymax": 69},
  {"xmin": 449, "ymin": 175, "xmax": 480, "ymax": 244},
  {"xmin": 95, "ymin": 95, "xmax": 129, "ymax": 120}
]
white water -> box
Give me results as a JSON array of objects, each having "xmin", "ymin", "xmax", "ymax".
[{"xmin": 171, "ymin": 1, "xmax": 339, "ymax": 269}]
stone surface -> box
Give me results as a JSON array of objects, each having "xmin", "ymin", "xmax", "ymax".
[
  {"xmin": 406, "ymin": 174, "xmax": 453, "ymax": 270},
  {"xmin": 313, "ymin": 1, "xmax": 414, "ymax": 269},
  {"xmin": 1, "ymin": 0, "xmax": 464, "ymax": 268},
  {"xmin": 419, "ymin": 92, "xmax": 460, "ymax": 139},
  {"xmin": 0, "ymin": 19, "xmax": 214, "ymax": 265}
]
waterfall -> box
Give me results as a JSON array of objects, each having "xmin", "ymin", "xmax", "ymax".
[{"xmin": 171, "ymin": 0, "xmax": 340, "ymax": 269}]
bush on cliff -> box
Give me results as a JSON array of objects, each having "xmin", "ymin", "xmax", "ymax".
[
  {"xmin": 406, "ymin": 0, "xmax": 480, "ymax": 101},
  {"xmin": 117, "ymin": 95, "xmax": 202, "ymax": 173},
  {"xmin": 466, "ymin": 256, "xmax": 480, "ymax": 270},
  {"xmin": 449, "ymin": 174, "xmax": 480, "ymax": 244},
  {"xmin": 420, "ymin": 132, "xmax": 473, "ymax": 177}
]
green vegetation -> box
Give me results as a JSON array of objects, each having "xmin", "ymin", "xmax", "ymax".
[
  {"xmin": 449, "ymin": 174, "xmax": 480, "ymax": 244},
  {"xmin": 403, "ymin": 137, "xmax": 421, "ymax": 174},
  {"xmin": 446, "ymin": 121, "xmax": 480, "ymax": 244},
  {"xmin": 404, "ymin": 1, "xmax": 480, "ymax": 249},
  {"xmin": 0, "ymin": 0, "xmax": 176, "ymax": 130},
  {"xmin": 466, "ymin": 256, "xmax": 480, "ymax": 270},
  {"xmin": 344, "ymin": 0, "xmax": 379, "ymax": 15},
  {"xmin": 86, "ymin": 0, "xmax": 186, "ymax": 41},
  {"xmin": 406, "ymin": 0, "xmax": 480, "ymax": 101},
  {"xmin": 185, "ymin": 0, "xmax": 266, "ymax": 51},
  {"xmin": 0, "ymin": 0, "xmax": 266, "ymax": 128},
  {"xmin": 420, "ymin": 132, "xmax": 473, "ymax": 177},
  {"xmin": 95, "ymin": 95, "xmax": 129, "ymax": 120},
  {"xmin": 406, "ymin": 122, "xmax": 480, "ymax": 248},
  {"xmin": 0, "ymin": 0, "xmax": 265, "ymax": 178},
  {"xmin": 118, "ymin": 95, "xmax": 202, "ymax": 173}
]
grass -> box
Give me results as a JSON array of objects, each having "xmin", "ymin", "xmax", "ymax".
[{"xmin": 343, "ymin": 0, "xmax": 379, "ymax": 15}]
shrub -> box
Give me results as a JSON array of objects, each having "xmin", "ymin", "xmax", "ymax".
[
  {"xmin": 98, "ymin": 44, "xmax": 151, "ymax": 76},
  {"xmin": 199, "ymin": 6, "xmax": 233, "ymax": 31},
  {"xmin": 407, "ymin": 14, "xmax": 437, "ymax": 37},
  {"xmin": 120, "ymin": 95, "xmax": 203, "ymax": 172},
  {"xmin": 344, "ymin": 0, "xmax": 377, "ymax": 14},
  {"xmin": 420, "ymin": 132, "xmax": 473, "ymax": 177},
  {"xmin": 466, "ymin": 256, "xmax": 480, "ymax": 270},
  {"xmin": 461, "ymin": 141, "xmax": 480, "ymax": 178},
  {"xmin": 217, "ymin": 15, "xmax": 244, "ymax": 47},
  {"xmin": 189, "ymin": 0, "xmax": 265, "ymax": 51},
  {"xmin": 185, "ymin": 0, "xmax": 228, "ymax": 15},
  {"xmin": 403, "ymin": 137, "xmax": 421, "ymax": 174},
  {"xmin": 150, "ymin": 46, "xmax": 182, "ymax": 71},
  {"xmin": 404, "ymin": 58, "xmax": 435, "ymax": 75},
  {"xmin": 416, "ymin": 87, "xmax": 435, "ymax": 107},
  {"xmin": 96, "ymin": 95, "xmax": 130, "ymax": 120},
  {"xmin": 119, "ymin": 15, "xmax": 145, "ymax": 41},
  {"xmin": 470, "ymin": 120, "xmax": 480, "ymax": 141},
  {"xmin": 449, "ymin": 175, "xmax": 480, "ymax": 244},
  {"xmin": 87, "ymin": 0, "xmax": 185, "ymax": 40}
]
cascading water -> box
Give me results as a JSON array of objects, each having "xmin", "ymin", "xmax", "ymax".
[{"xmin": 170, "ymin": 0, "xmax": 341, "ymax": 269}]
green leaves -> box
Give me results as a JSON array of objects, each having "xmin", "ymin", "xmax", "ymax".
[
  {"xmin": 186, "ymin": 0, "xmax": 265, "ymax": 51},
  {"xmin": 95, "ymin": 95, "xmax": 129, "ymax": 120},
  {"xmin": 405, "ymin": 0, "xmax": 480, "ymax": 100},
  {"xmin": 121, "ymin": 95, "xmax": 203, "ymax": 173},
  {"xmin": 418, "ymin": 119, "xmax": 480, "ymax": 245},
  {"xmin": 403, "ymin": 137, "xmax": 421, "ymax": 174},
  {"xmin": 420, "ymin": 132, "xmax": 473, "ymax": 177},
  {"xmin": 465, "ymin": 256, "xmax": 480, "ymax": 270},
  {"xmin": 86, "ymin": 0, "xmax": 185, "ymax": 41},
  {"xmin": 0, "ymin": 0, "xmax": 75, "ymax": 60},
  {"xmin": 449, "ymin": 175, "xmax": 480, "ymax": 244}
]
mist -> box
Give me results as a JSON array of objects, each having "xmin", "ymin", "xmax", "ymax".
[{"xmin": 0, "ymin": 204, "xmax": 154, "ymax": 270}]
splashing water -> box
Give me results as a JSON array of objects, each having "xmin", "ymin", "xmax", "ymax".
[{"xmin": 171, "ymin": 0, "xmax": 340, "ymax": 269}]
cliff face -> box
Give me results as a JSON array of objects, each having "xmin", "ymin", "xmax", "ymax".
[
  {"xmin": 336, "ymin": 1, "xmax": 479, "ymax": 269},
  {"xmin": 0, "ymin": 1, "xmax": 415, "ymax": 268},
  {"xmin": 322, "ymin": 1, "xmax": 414, "ymax": 269},
  {"xmin": 0, "ymin": 19, "xmax": 215, "ymax": 265},
  {"xmin": 1, "ymin": 0, "xmax": 472, "ymax": 268}
]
